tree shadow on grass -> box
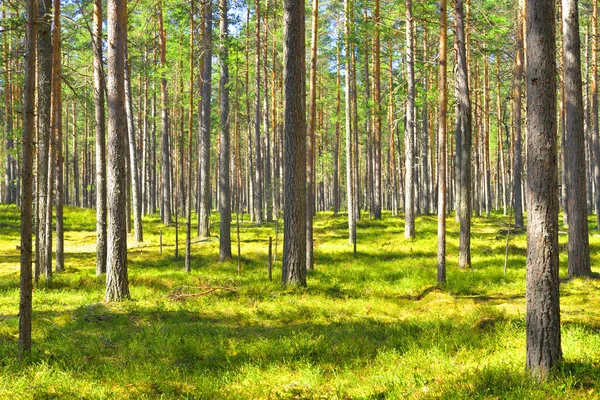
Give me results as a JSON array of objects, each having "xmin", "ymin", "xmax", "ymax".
[{"xmin": 0, "ymin": 301, "xmax": 520, "ymax": 397}]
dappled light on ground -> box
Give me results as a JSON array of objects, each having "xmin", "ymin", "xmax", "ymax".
[{"xmin": 1, "ymin": 205, "xmax": 599, "ymax": 398}]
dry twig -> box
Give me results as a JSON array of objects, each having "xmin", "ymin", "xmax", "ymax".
[{"xmin": 168, "ymin": 285, "xmax": 238, "ymax": 301}]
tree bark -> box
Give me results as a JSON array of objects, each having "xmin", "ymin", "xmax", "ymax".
[
  {"xmin": 36, "ymin": 0, "xmax": 53, "ymax": 283},
  {"xmin": 199, "ymin": 0, "xmax": 212, "ymax": 237},
  {"xmin": 333, "ymin": 34, "xmax": 341, "ymax": 215},
  {"xmin": 186, "ymin": 0, "xmax": 195, "ymax": 272},
  {"xmin": 483, "ymin": 52, "xmax": 491, "ymax": 218},
  {"xmin": 282, "ymin": 0, "xmax": 307, "ymax": 286},
  {"xmin": 253, "ymin": 0, "xmax": 264, "ymax": 223},
  {"xmin": 306, "ymin": 0, "xmax": 318, "ymax": 271},
  {"xmin": 219, "ymin": 0, "xmax": 232, "ymax": 261},
  {"xmin": 20, "ymin": 0, "xmax": 37, "ymax": 355},
  {"xmin": 389, "ymin": 49, "xmax": 398, "ymax": 216},
  {"xmin": 264, "ymin": 1, "xmax": 273, "ymax": 223},
  {"xmin": 52, "ymin": 0, "xmax": 64, "ymax": 273},
  {"xmin": 496, "ymin": 56, "xmax": 507, "ymax": 216},
  {"xmin": 73, "ymin": 102, "xmax": 79, "ymax": 208},
  {"xmin": 125, "ymin": 16, "xmax": 143, "ymax": 242},
  {"xmin": 3, "ymin": 13, "xmax": 15, "ymax": 205},
  {"xmin": 344, "ymin": 0, "xmax": 356, "ymax": 246},
  {"xmin": 94, "ymin": 0, "xmax": 107, "ymax": 276},
  {"xmin": 455, "ymin": 0, "xmax": 472, "ymax": 268},
  {"xmin": 404, "ymin": 0, "xmax": 415, "ymax": 238},
  {"xmin": 373, "ymin": 0, "xmax": 382, "ymax": 219},
  {"xmin": 525, "ymin": 0, "xmax": 562, "ymax": 380},
  {"xmin": 105, "ymin": 0, "xmax": 130, "ymax": 302},
  {"xmin": 45, "ymin": 0, "xmax": 57, "ymax": 282},
  {"xmin": 514, "ymin": 0, "xmax": 525, "ymax": 227},
  {"xmin": 593, "ymin": 0, "xmax": 600, "ymax": 229},
  {"xmin": 437, "ymin": 0, "xmax": 447, "ymax": 285},
  {"xmin": 562, "ymin": 0, "xmax": 591, "ymax": 277},
  {"xmin": 158, "ymin": 0, "xmax": 172, "ymax": 225},
  {"xmin": 421, "ymin": 28, "xmax": 430, "ymax": 216}
]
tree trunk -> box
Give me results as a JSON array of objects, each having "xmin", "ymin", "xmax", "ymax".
[
  {"xmin": 282, "ymin": 0, "xmax": 307, "ymax": 286},
  {"xmin": 422, "ymin": 32, "xmax": 430, "ymax": 216},
  {"xmin": 94, "ymin": 0, "xmax": 107, "ymax": 275},
  {"xmin": 483, "ymin": 52, "xmax": 491, "ymax": 217},
  {"xmin": 364, "ymin": 28, "xmax": 372, "ymax": 218},
  {"xmin": 404, "ymin": 0, "xmax": 415, "ymax": 238},
  {"xmin": 333, "ymin": 35, "xmax": 341, "ymax": 215},
  {"xmin": 219, "ymin": 0, "xmax": 232, "ymax": 261},
  {"xmin": 36, "ymin": 0, "xmax": 53, "ymax": 283},
  {"xmin": 151, "ymin": 84, "xmax": 157, "ymax": 214},
  {"xmin": 125, "ymin": 18, "xmax": 143, "ymax": 242},
  {"xmin": 455, "ymin": 0, "xmax": 472, "ymax": 269},
  {"xmin": 3, "ymin": 13, "xmax": 15, "ymax": 205},
  {"xmin": 253, "ymin": 0, "xmax": 263, "ymax": 224},
  {"xmin": 513, "ymin": 0, "xmax": 525, "ymax": 227},
  {"xmin": 525, "ymin": 0, "xmax": 562, "ymax": 380},
  {"xmin": 45, "ymin": 0, "xmax": 56, "ymax": 280},
  {"xmin": 52, "ymin": 0, "xmax": 64, "ymax": 273},
  {"xmin": 352, "ymin": 49, "xmax": 359, "ymax": 221},
  {"xmin": 437, "ymin": 0, "xmax": 448, "ymax": 285},
  {"xmin": 20, "ymin": 0, "xmax": 37, "ymax": 355},
  {"xmin": 105, "ymin": 0, "xmax": 130, "ymax": 302},
  {"xmin": 593, "ymin": 0, "xmax": 600, "ymax": 229},
  {"xmin": 344, "ymin": 0, "xmax": 356, "ymax": 246},
  {"xmin": 271, "ymin": 25, "xmax": 280, "ymax": 218},
  {"xmin": 496, "ymin": 56, "xmax": 507, "ymax": 216},
  {"xmin": 186, "ymin": 0, "xmax": 195, "ymax": 272},
  {"xmin": 306, "ymin": 0, "xmax": 318, "ymax": 271},
  {"xmin": 199, "ymin": 0, "xmax": 212, "ymax": 237},
  {"xmin": 562, "ymin": 0, "xmax": 591, "ymax": 277},
  {"xmin": 142, "ymin": 49, "xmax": 149, "ymax": 216},
  {"xmin": 264, "ymin": 2, "xmax": 273, "ymax": 223},
  {"xmin": 73, "ymin": 102, "xmax": 79, "ymax": 209},
  {"xmin": 158, "ymin": 0, "xmax": 172, "ymax": 225},
  {"xmin": 389, "ymin": 49, "xmax": 398, "ymax": 216},
  {"xmin": 373, "ymin": 0, "xmax": 382, "ymax": 219}
]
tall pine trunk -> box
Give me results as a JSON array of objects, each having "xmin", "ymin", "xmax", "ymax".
[
  {"xmin": 513, "ymin": 0, "xmax": 525, "ymax": 227},
  {"xmin": 525, "ymin": 0, "xmax": 562, "ymax": 380},
  {"xmin": 344, "ymin": 0, "xmax": 355, "ymax": 246},
  {"xmin": 219, "ymin": 0, "xmax": 232, "ymax": 261},
  {"xmin": 373, "ymin": 0, "xmax": 382, "ymax": 219},
  {"xmin": 253, "ymin": 0, "xmax": 264, "ymax": 223},
  {"xmin": 454, "ymin": 0, "xmax": 472, "ymax": 269},
  {"xmin": 53, "ymin": 0, "xmax": 64, "ymax": 272},
  {"xmin": 562, "ymin": 0, "xmax": 591, "ymax": 277},
  {"xmin": 105, "ymin": 0, "xmax": 129, "ymax": 302},
  {"xmin": 199, "ymin": 0, "xmax": 212, "ymax": 237},
  {"xmin": 158, "ymin": 0, "xmax": 172, "ymax": 225},
  {"xmin": 36, "ymin": 0, "xmax": 53, "ymax": 283},
  {"xmin": 306, "ymin": 0, "xmax": 318, "ymax": 271},
  {"xmin": 94, "ymin": 0, "xmax": 107, "ymax": 275},
  {"xmin": 282, "ymin": 0, "xmax": 307, "ymax": 286},
  {"xmin": 593, "ymin": 0, "xmax": 600, "ymax": 229},
  {"xmin": 437, "ymin": 0, "xmax": 448, "ymax": 285},
  {"xmin": 404, "ymin": 0, "xmax": 415, "ymax": 238},
  {"xmin": 185, "ymin": 0, "xmax": 195, "ymax": 272},
  {"xmin": 333, "ymin": 35, "xmax": 341, "ymax": 215},
  {"xmin": 19, "ymin": 0, "xmax": 37, "ymax": 355},
  {"xmin": 125, "ymin": 18, "xmax": 143, "ymax": 242}
]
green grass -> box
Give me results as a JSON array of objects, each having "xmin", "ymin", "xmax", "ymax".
[{"xmin": 1, "ymin": 204, "xmax": 600, "ymax": 399}]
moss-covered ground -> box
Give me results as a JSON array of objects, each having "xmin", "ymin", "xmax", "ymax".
[{"xmin": 1, "ymin": 204, "xmax": 599, "ymax": 399}]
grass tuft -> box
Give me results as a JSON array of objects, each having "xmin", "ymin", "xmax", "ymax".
[{"xmin": 0, "ymin": 205, "xmax": 599, "ymax": 398}]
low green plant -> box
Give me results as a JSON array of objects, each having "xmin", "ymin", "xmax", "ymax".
[{"xmin": 0, "ymin": 204, "xmax": 599, "ymax": 399}]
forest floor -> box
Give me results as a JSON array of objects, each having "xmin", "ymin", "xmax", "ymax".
[{"xmin": 1, "ymin": 204, "xmax": 600, "ymax": 399}]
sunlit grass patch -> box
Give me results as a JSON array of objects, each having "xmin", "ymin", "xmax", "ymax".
[{"xmin": 1, "ymin": 206, "xmax": 599, "ymax": 398}]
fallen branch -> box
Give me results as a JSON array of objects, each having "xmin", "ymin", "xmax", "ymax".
[{"xmin": 168, "ymin": 285, "xmax": 238, "ymax": 301}]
